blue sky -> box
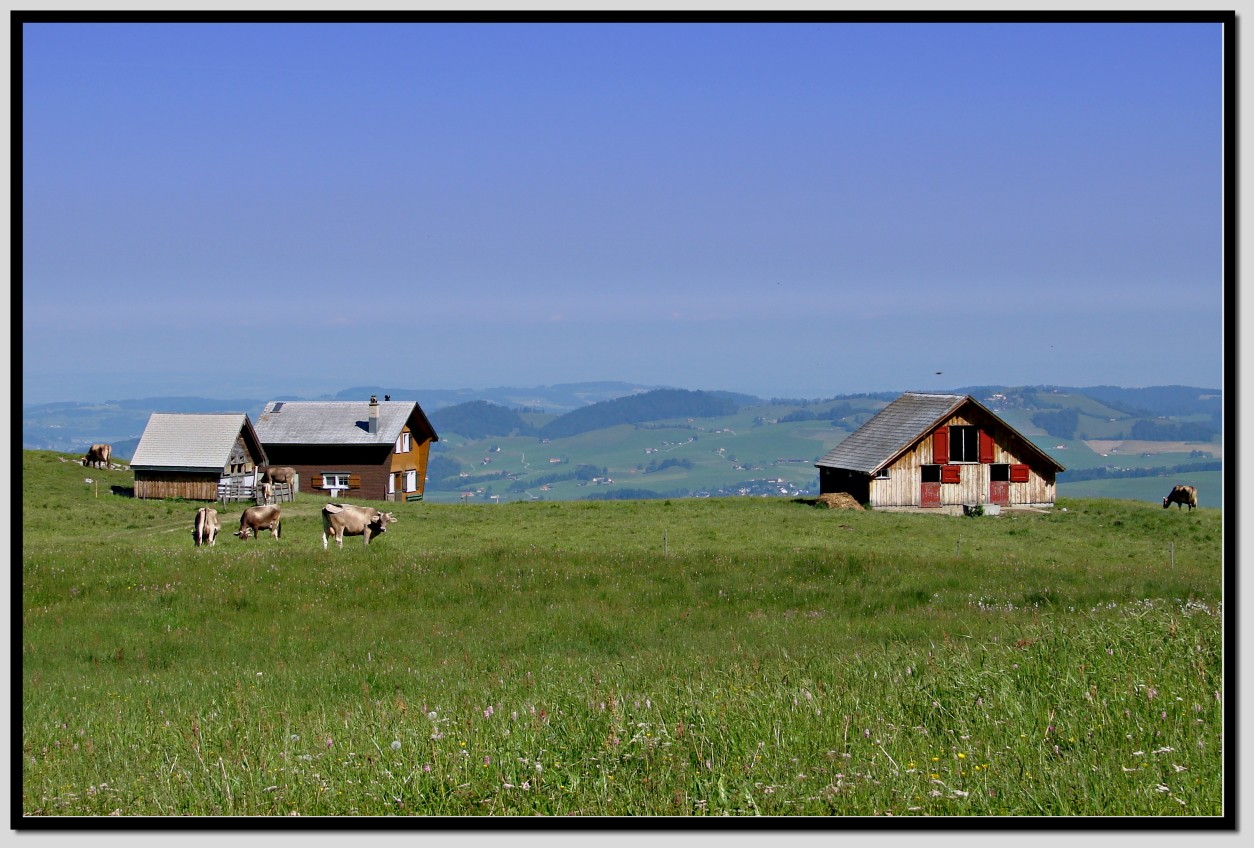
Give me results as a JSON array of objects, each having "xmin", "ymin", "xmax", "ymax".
[{"xmin": 20, "ymin": 20, "xmax": 1227, "ymax": 405}]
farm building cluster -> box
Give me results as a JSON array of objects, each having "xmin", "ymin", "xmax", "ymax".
[
  {"xmin": 120, "ymin": 390, "xmax": 1065, "ymax": 513},
  {"xmin": 128, "ymin": 395, "xmax": 439, "ymax": 504}
]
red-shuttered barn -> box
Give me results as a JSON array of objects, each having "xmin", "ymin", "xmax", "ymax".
[{"xmin": 815, "ymin": 392, "xmax": 1065, "ymax": 512}]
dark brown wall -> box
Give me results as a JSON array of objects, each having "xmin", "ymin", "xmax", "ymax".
[{"xmin": 263, "ymin": 445, "xmax": 395, "ymax": 502}]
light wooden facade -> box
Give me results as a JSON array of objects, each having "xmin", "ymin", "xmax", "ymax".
[{"xmin": 816, "ymin": 393, "xmax": 1064, "ymax": 511}]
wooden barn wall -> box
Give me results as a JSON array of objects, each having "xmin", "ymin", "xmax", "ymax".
[
  {"xmin": 134, "ymin": 472, "xmax": 219, "ymax": 501},
  {"xmin": 865, "ymin": 409, "xmax": 1056, "ymax": 508}
]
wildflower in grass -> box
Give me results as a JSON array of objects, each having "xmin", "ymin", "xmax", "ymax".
[
  {"xmin": 1147, "ymin": 687, "xmax": 1159, "ymax": 700},
  {"xmin": 522, "ymin": 781, "xmax": 530, "ymax": 790},
  {"xmin": 325, "ymin": 737, "xmax": 333, "ymax": 749},
  {"xmin": 484, "ymin": 706, "xmax": 494, "ymax": 718},
  {"xmin": 391, "ymin": 740, "xmax": 401, "ymax": 751},
  {"xmin": 484, "ymin": 756, "xmax": 491, "ymax": 766},
  {"xmin": 427, "ymin": 711, "xmax": 438, "ymax": 721},
  {"xmin": 290, "ymin": 735, "xmax": 299, "ymax": 743},
  {"xmin": 423, "ymin": 764, "xmax": 431, "ymax": 773}
]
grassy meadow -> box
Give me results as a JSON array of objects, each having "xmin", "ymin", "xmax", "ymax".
[{"xmin": 19, "ymin": 450, "xmax": 1227, "ymax": 819}]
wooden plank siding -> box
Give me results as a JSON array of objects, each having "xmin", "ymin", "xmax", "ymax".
[
  {"xmin": 134, "ymin": 472, "xmax": 220, "ymax": 501},
  {"xmin": 868, "ymin": 410, "xmax": 1055, "ymax": 509}
]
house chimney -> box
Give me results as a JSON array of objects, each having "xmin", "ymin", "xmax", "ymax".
[{"xmin": 369, "ymin": 395, "xmax": 380, "ymax": 434}]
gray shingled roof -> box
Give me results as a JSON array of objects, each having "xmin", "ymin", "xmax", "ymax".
[
  {"xmin": 816, "ymin": 393, "xmax": 965, "ymax": 475},
  {"xmin": 815, "ymin": 392, "xmax": 1065, "ymax": 475},
  {"xmin": 130, "ymin": 413, "xmax": 263, "ymax": 471},
  {"xmin": 254, "ymin": 400, "xmax": 419, "ymax": 445}
]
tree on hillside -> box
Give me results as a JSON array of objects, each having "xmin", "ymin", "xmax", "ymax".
[
  {"xmin": 538, "ymin": 389, "xmax": 740, "ymax": 439},
  {"xmin": 429, "ymin": 401, "xmax": 536, "ymax": 440}
]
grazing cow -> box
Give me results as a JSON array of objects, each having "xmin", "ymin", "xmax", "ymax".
[
  {"xmin": 1163, "ymin": 484, "xmax": 1198, "ymax": 511},
  {"xmin": 259, "ymin": 482, "xmax": 274, "ymax": 505},
  {"xmin": 321, "ymin": 503, "xmax": 397, "ymax": 549},
  {"xmin": 235, "ymin": 504, "xmax": 282, "ymax": 540},
  {"xmin": 261, "ymin": 466, "xmax": 298, "ymax": 486},
  {"xmin": 193, "ymin": 507, "xmax": 221, "ymax": 547},
  {"xmin": 82, "ymin": 443, "xmax": 111, "ymax": 469}
]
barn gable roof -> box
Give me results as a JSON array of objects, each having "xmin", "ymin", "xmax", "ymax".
[
  {"xmin": 254, "ymin": 400, "xmax": 439, "ymax": 446},
  {"xmin": 815, "ymin": 392, "xmax": 1064, "ymax": 475},
  {"xmin": 130, "ymin": 413, "xmax": 266, "ymax": 471}
]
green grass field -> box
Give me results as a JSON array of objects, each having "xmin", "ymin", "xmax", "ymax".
[{"xmin": 19, "ymin": 450, "xmax": 1227, "ymax": 818}]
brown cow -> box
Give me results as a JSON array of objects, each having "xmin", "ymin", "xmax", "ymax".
[
  {"xmin": 260, "ymin": 466, "xmax": 298, "ymax": 486},
  {"xmin": 1163, "ymin": 484, "xmax": 1198, "ymax": 511},
  {"xmin": 321, "ymin": 503, "xmax": 396, "ymax": 549},
  {"xmin": 193, "ymin": 507, "xmax": 220, "ymax": 547},
  {"xmin": 235, "ymin": 504, "xmax": 282, "ymax": 540},
  {"xmin": 82, "ymin": 443, "xmax": 111, "ymax": 469}
]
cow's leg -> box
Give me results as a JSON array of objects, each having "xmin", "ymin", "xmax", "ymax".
[{"xmin": 322, "ymin": 530, "xmax": 329, "ymax": 550}]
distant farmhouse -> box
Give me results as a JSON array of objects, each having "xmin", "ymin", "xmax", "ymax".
[
  {"xmin": 130, "ymin": 413, "xmax": 267, "ymax": 501},
  {"xmin": 254, "ymin": 396, "xmax": 439, "ymax": 502},
  {"xmin": 815, "ymin": 392, "xmax": 1065, "ymax": 511}
]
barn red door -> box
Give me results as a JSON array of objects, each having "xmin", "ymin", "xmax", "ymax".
[
  {"xmin": 989, "ymin": 481, "xmax": 1009, "ymax": 505},
  {"xmin": 920, "ymin": 482, "xmax": 942, "ymax": 508}
]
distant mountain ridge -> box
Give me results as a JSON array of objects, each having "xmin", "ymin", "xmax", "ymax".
[{"xmin": 21, "ymin": 383, "xmax": 1223, "ymax": 461}]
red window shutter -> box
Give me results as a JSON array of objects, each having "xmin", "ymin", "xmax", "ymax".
[
  {"xmin": 941, "ymin": 464, "xmax": 961, "ymax": 484},
  {"xmin": 1010, "ymin": 464, "xmax": 1030, "ymax": 482},
  {"xmin": 979, "ymin": 430, "xmax": 995, "ymax": 464},
  {"xmin": 932, "ymin": 427, "xmax": 949, "ymax": 464}
]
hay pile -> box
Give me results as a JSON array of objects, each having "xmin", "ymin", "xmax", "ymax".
[{"xmin": 815, "ymin": 492, "xmax": 864, "ymax": 510}]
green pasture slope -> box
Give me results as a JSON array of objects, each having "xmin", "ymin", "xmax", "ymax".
[{"xmin": 19, "ymin": 450, "xmax": 1226, "ymax": 819}]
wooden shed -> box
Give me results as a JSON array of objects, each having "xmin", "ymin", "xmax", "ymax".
[
  {"xmin": 815, "ymin": 392, "xmax": 1065, "ymax": 511},
  {"xmin": 254, "ymin": 396, "xmax": 439, "ymax": 502},
  {"xmin": 130, "ymin": 413, "xmax": 268, "ymax": 501}
]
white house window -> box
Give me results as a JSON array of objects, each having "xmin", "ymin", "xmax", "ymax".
[
  {"xmin": 323, "ymin": 472, "xmax": 350, "ymax": 497},
  {"xmin": 396, "ymin": 432, "xmax": 412, "ymax": 454},
  {"xmin": 404, "ymin": 470, "xmax": 418, "ymax": 493},
  {"xmin": 874, "ymin": 468, "xmax": 890, "ymax": 479}
]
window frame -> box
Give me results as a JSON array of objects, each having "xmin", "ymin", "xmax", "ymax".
[
  {"xmin": 322, "ymin": 472, "xmax": 350, "ymax": 490},
  {"xmin": 949, "ymin": 425, "xmax": 980, "ymax": 463}
]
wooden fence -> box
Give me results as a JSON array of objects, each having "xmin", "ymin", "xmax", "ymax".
[{"xmin": 217, "ymin": 480, "xmax": 295, "ymax": 504}]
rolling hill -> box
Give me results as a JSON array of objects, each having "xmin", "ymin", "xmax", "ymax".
[{"xmin": 21, "ymin": 383, "xmax": 1224, "ymax": 507}]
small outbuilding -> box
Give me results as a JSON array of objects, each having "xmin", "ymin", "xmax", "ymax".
[
  {"xmin": 130, "ymin": 413, "xmax": 268, "ymax": 500},
  {"xmin": 254, "ymin": 396, "xmax": 439, "ymax": 502},
  {"xmin": 815, "ymin": 392, "xmax": 1065, "ymax": 511}
]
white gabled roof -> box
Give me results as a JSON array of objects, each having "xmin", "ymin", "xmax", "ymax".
[{"xmin": 130, "ymin": 413, "xmax": 264, "ymax": 471}]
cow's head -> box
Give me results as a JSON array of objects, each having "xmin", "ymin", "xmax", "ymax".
[
  {"xmin": 372, "ymin": 511, "xmax": 397, "ymax": 532},
  {"xmin": 235, "ymin": 527, "xmax": 253, "ymax": 539}
]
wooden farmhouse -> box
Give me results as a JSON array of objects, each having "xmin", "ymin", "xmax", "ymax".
[
  {"xmin": 130, "ymin": 413, "xmax": 268, "ymax": 501},
  {"xmin": 253, "ymin": 396, "xmax": 439, "ymax": 502},
  {"xmin": 815, "ymin": 392, "xmax": 1065, "ymax": 512}
]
